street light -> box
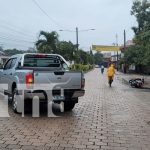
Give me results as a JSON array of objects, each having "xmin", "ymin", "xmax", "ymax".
[{"xmin": 59, "ymin": 27, "xmax": 95, "ymax": 51}]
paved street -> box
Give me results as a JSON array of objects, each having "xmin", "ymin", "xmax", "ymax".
[{"xmin": 0, "ymin": 69, "xmax": 150, "ymax": 150}]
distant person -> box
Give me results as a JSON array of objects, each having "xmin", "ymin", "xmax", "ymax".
[
  {"xmin": 100, "ymin": 65, "xmax": 104, "ymax": 74},
  {"xmin": 107, "ymin": 64, "xmax": 115, "ymax": 87}
]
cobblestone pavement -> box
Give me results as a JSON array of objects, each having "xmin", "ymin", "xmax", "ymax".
[{"xmin": 0, "ymin": 69, "xmax": 150, "ymax": 150}]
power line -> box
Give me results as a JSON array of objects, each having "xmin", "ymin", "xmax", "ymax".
[
  {"xmin": 0, "ymin": 41, "xmax": 34, "ymax": 49},
  {"xmin": 0, "ymin": 24, "xmax": 36, "ymax": 40},
  {"xmin": 0, "ymin": 35, "xmax": 35, "ymax": 44},
  {"xmin": 0, "ymin": 22, "xmax": 35, "ymax": 37},
  {"xmin": 0, "ymin": 18, "xmax": 37, "ymax": 36},
  {"xmin": 0, "ymin": 40, "xmax": 34, "ymax": 46},
  {"xmin": 32, "ymin": 0, "xmax": 65, "ymax": 28},
  {"xmin": 0, "ymin": 32, "xmax": 36, "ymax": 42}
]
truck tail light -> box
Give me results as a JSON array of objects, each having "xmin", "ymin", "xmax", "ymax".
[
  {"xmin": 35, "ymin": 54, "xmax": 47, "ymax": 57},
  {"xmin": 26, "ymin": 73, "xmax": 33, "ymax": 88}
]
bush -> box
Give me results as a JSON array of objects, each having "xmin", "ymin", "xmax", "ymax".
[{"xmin": 70, "ymin": 64, "xmax": 94, "ymax": 72}]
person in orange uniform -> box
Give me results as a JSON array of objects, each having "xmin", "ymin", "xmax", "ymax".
[{"xmin": 107, "ymin": 64, "xmax": 115, "ymax": 83}]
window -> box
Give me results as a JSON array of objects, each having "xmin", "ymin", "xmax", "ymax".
[
  {"xmin": 4, "ymin": 59, "xmax": 13, "ymax": 70},
  {"xmin": 24, "ymin": 54, "xmax": 61, "ymax": 67},
  {"xmin": 4, "ymin": 58, "xmax": 17, "ymax": 70},
  {"xmin": 10, "ymin": 58, "xmax": 17, "ymax": 68}
]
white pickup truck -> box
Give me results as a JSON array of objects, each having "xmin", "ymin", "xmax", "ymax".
[{"xmin": 0, "ymin": 53, "xmax": 85, "ymax": 113}]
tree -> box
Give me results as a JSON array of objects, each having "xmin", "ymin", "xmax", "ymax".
[
  {"xmin": 27, "ymin": 47, "xmax": 36, "ymax": 53},
  {"xmin": 124, "ymin": 45, "xmax": 146, "ymax": 65},
  {"xmin": 94, "ymin": 52, "xmax": 103, "ymax": 65},
  {"xmin": 131, "ymin": 0, "xmax": 150, "ymax": 35},
  {"xmin": 143, "ymin": 45, "xmax": 150, "ymax": 65},
  {"xmin": 122, "ymin": 0, "xmax": 150, "ymax": 69},
  {"xmin": 123, "ymin": 45, "xmax": 150, "ymax": 72},
  {"xmin": 4, "ymin": 49, "xmax": 23, "ymax": 56},
  {"xmin": 87, "ymin": 51, "xmax": 94, "ymax": 65},
  {"xmin": 79, "ymin": 50, "xmax": 88, "ymax": 65},
  {"xmin": 57, "ymin": 41, "xmax": 75, "ymax": 61},
  {"xmin": 131, "ymin": 0, "xmax": 150, "ymax": 66},
  {"xmin": 74, "ymin": 49, "xmax": 94, "ymax": 65},
  {"xmin": 35, "ymin": 31, "xmax": 59, "ymax": 54},
  {"xmin": 131, "ymin": 0, "xmax": 150, "ymax": 45}
]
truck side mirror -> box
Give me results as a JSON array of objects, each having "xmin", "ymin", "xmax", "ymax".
[{"xmin": 62, "ymin": 63, "xmax": 69, "ymax": 70}]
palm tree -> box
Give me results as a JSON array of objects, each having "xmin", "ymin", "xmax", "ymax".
[{"xmin": 35, "ymin": 31, "xmax": 59, "ymax": 53}]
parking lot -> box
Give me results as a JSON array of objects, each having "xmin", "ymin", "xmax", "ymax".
[{"xmin": 0, "ymin": 69, "xmax": 150, "ymax": 150}]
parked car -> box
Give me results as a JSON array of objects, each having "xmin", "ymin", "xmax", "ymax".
[
  {"xmin": 95, "ymin": 65, "xmax": 99, "ymax": 68},
  {"xmin": 0, "ymin": 53, "xmax": 85, "ymax": 113}
]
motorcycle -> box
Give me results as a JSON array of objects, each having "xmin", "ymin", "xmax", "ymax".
[{"xmin": 129, "ymin": 78, "xmax": 144, "ymax": 88}]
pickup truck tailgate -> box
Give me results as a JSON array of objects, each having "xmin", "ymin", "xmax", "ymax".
[{"xmin": 34, "ymin": 71, "xmax": 82, "ymax": 89}]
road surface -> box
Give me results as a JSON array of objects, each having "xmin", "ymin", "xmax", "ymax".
[{"xmin": 0, "ymin": 69, "xmax": 150, "ymax": 150}]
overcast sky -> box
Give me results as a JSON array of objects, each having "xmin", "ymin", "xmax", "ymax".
[{"xmin": 0, "ymin": 0, "xmax": 136, "ymax": 51}]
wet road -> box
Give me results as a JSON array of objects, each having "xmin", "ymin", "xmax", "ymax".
[{"xmin": 0, "ymin": 69, "xmax": 150, "ymax": 150}]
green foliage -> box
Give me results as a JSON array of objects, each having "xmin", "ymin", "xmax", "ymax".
[
  {"xmin": 143, "ymin": 46, "xmax": 150, "ymax": 65},
  {"xmin": 87, "ymin": 52, "xmax": 95, "ymax": 65},
  {"xmin": 76, "ymin": 50, "xmax": 94, "ymax": 65},
  {"xmin": 0, "ymin": 27, "xmax": 98, "ymax": 67},
  {"xmin": 36, "ymin": 31, "xmax": 59, "ymax": 54},
  {"xmin": 4, "ymin": 49, "xmax": 24, "ymax": 56},
  {"xmin": 122, "ymin": 0, "xmax": 150, "ymax": 67},
  {"xmin": 131, "ymin": 0, "xmax": 150, "ymax": 35},
  {"xmin": 71, "ymin": 64, "xmax": 94, "ymax": 72},
  {"xmin": 78, "ymin": 50, "xmax": 88, "ymax": 65},
  {"xmin": 2, "ymin": 48, "xmax": 36, "ymax": 56},
  {"xmin": 131, "ymin": 0, "xmax": 150, "ymax": 46},
  {"xmin": 27, "ymin": 47, "xmax": 36, "ymax": 53},
  {"xmin": 36, "ymin": 31, "xmax": 95, "ymax": 65},
  {"xmin": 94, "ymin": 52, "xmax": 103, "ymax": 65},
  {"xmin": 124, "ymin": 45, "xmax": 147, "ymax": 65},
  {"xmin": 57, "ymin": 41, "xmax": 74, "ymax": 61}
]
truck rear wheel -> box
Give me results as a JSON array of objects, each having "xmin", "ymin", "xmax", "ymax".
[
  {"xmin": 64, "ymin": 101, "xmax": 75, "ymax": 111},
  {"xmin": 12, "ymin": 88, "xmax": 20, "ymax": 113},
  {"xmin": 12, "ymin": 88, "xmax": 23, "ymax": 114}
]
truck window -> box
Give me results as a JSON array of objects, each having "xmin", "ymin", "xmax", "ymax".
[
  {"xmin": 4, "ymin": 59, "xmax": 13, "ymax": 70},
  {"xmin": 10, "ymin": 58, "xmax": 17, "ymax": 69},
  {"xmin": 24, "ymin": 54, "xmax": 61, "ymax": 67}
]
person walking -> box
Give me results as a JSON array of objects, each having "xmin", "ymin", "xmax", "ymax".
[
  {"xmin": 107, "ymin": 64, "xmax": 115, "ymax": 87},
  {"xmin": 100, "ymin": 65, "xmax": 104, "ymax": 74}
]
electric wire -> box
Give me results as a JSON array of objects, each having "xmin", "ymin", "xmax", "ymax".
[
  {"xmin": 32, "ymin": 0, "xmax": 66, "ymax": 29},
  {"xmin": 0, "ymin": 24, "xmax": 36, "ymax": 40},
  {"xmin": 0, "ymin": 41, "xmax": 34, "ymax": 49},
  {"xmin": 0, "ymin": 32, "xmax": 36, "ymax": 42},
  {"xmin": 0, "ymin": 35, "xmax": 35, "ymax": 44},
  {"xmin": 0, "ymin": 18, "xmax": 37, "ymax": 36}
]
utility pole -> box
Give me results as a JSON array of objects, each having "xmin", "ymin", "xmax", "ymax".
[
  {"xmin": 60, "ymin": 27, "xmax": 95, "ymax": 51},
  {"xmin": 76, "ymin": 27, "xmax": 79, "ymax": 51},
  {"xmin": 116, "ymin": 34, "xmax": 119, "ymax": 71},
  {"xmin": 123, "ymin": 29, "xmax": 127, "ymax": 73},
  {"xmin": 124, "ymin": 30, "xmax": 126, "ymax": 49}
]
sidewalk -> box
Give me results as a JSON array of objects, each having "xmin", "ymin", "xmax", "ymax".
[{"xmin": 116, "ymin": 71, "xmax": 150, "ymax": 88}]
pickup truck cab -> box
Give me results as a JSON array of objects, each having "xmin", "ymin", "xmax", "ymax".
[{"xmin": 0, "ymin": 53, "xmax": 85, "ymax": 113}]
